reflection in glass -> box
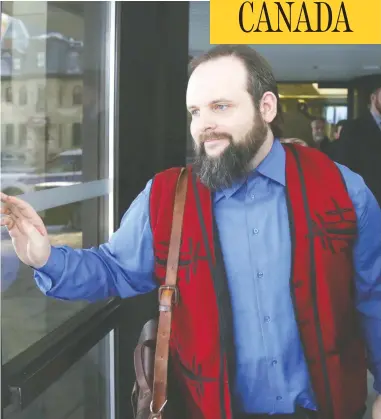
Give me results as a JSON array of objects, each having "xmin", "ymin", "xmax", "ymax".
[
  {"xmin": 19, "ymin": 86, "xmax": 28, "ymax": 106},
  {"xmin": 1, "ymin": 1, "xmax": 111, "ymax": 363},
  {"xmin": 73, "ymin": 85, "xmax": 82, "ymax": 105},
  {"xmin": 3, "ymin": 335, "xmax": 112, "ymax": 419},
  {"xmin": 5, "ymin": 86, "xmax": 13, "ymax": 102},
  {"xmin": 36, "ymin": 85, "xmax": 45, "ymax": 112},
  {"xmin": 1, "ymin": 201, "xmax": 85, "ymax": 363}
]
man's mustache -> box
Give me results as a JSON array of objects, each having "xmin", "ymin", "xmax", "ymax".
[{"xmin": 199, "ymin": 132, "xmax": 233, "ymax": 143}]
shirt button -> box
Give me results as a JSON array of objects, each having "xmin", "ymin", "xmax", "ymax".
[
  {"xmin": 257, "ymin": 272, "xmax": 263, "ymax": 278},
  {"xmin": 251, "ymin": 194, "xmax": 255, "ymax": 200},
  {"xmin": 276, "ymin": 396, "xmax": 282, "ymax": 401},
  {"xmin": 272, "ymin": 360, "xmax": 277, "ymax": 366},
  {"xmin": 264, "ymin": 316, "xmax": 270, "ymax": 322},
  {"xmin": 253, "ymin": 228, "xmax": 259, "ymax": 235}
]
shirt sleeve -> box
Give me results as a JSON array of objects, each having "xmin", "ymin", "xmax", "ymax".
[
  {"xmin": 337, "ymin": 162, "xmax": 381, "ymax": 393},
  {"xmin": 34, "ymin": 179, "xmax": 157, "ymax": 302}
]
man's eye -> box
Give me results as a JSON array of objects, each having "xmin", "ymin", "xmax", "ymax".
[
  {"xmin": 214, "ymin": 104, "xmax": 228, "ymax": 111},
  {"xmin": 190, "ymin": 109, "xmax": 199, "ymax": 116}
]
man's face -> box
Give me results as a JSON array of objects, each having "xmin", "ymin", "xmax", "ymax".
[
  {"xmin": 371, "ymin": 88, "xmax": 381, "ymax": 115},
  {"xmin": 186, "ymin": 56, "xmax": 269, "ymax": 190},
  {"xmin": 311, "ymin": 120, "xmax": 326, "ymax": 143}
]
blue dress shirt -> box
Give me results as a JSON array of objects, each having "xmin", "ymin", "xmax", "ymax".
[
  {"xmin": 34, "ymin": 139, "xmax": 381, "ymax": 414},
  {"xmin": 371, "ymin": 110, "xmax": 381, "ymax": 130}
]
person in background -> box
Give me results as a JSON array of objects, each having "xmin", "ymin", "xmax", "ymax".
[
  {"xmin": 333, "ymin": 119, "xmax": 348, "ymax": 141},
  {"xmin": 336, "ymin": 84, "xmax": 381, "ymax": 207},
  {"xmin": 325, "ymin": 119, "xmax": 348, "ymax": 161},
  {"xmin": 310, "ymin": 117, "xmax": 331, "ymax": 154}
]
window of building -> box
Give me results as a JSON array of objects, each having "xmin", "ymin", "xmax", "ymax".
[
  {"xmin": 18, "ymin": 124, "xmax": 27, "ymax": 146},
  {"xmin": 5, "ymin": 86, "xmax": 13, "ymax": 103},
  {"xmin": 37, "ymin": 51, "xmax": 46, "ymax": 68},
  {"xmin": 58, "ymin": 84, "xmax": 65, "ymax": 107},
  {"xmin": 324, "ymin": 105, "xmax": 348, "ymax": 124},
  {"xmin": 36, "ymin": 85, "xmax": 45, "ymax": 112},
  {"xmin": 72, "ymin": 122, "xmax": 82, "ymax": 147},
  {"xmin": 58, "ymin": 124, "xmax": 64, "ymax": 148},
  {"xmin": 67, "ymin": 50, "xmax": 81, "ymax": 74},
  {"xmin": 5, "ymin": 124, "xmax": 14, "ymax": 145},
  {"xmin": 73, "ymin": 85, "xmax": 82, "ymax": 105},
  {"xmin": 18, "ymin": 85, "xmax": 27, "ymax": 105}
]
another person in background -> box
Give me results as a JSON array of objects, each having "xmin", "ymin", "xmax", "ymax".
[
  {"xmin": 333, "ymin": 119, "xmax": 348, "ymax": 141},
  {"xmin": 336, "ymin": 84, "xmax": 381, "ymax": 206},
  {"xmin": 326, "ymin": 119, "xmax": 348, "ymax": 161},
  {"xmin": 310, "ymin": 117, "xmax": 332, "ymax": 156}
]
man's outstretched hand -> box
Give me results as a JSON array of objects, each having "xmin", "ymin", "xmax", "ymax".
[{"xmin": 1, "ymin": 192, "xmax": 51, "ymax": 268}]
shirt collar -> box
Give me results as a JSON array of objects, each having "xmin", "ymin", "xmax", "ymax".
[
  {"xmin": 214, "ymin": 139, "xmax": 286, "ymax": 202},
  {"xmin": 371, "ymin": 110, "xmax": 381, "ymax": 127}
]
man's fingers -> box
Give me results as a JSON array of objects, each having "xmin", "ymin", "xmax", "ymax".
[
  {"xmin": 1, "ymin": 193, "xmax": 12, "ymax": 215},
  {"xmin": 5, "ymin": 202, "xmax": 26, "ymax": 220},
  {"xmin": 0, "ymin": 206, "xmax": 11, "ymax": 215},
  {"xmin": 1, "ymin": 215, "xmax": 15, "ymax": 229},
  {"xmin": 1, "ymin": 195, "xmax": 47, "ymax": 237},
  {"xmin": 1, "ymin": 215, "xmax": 23, "ymax": 238},
  {"xmin": 2, "ymin": 195, "xmax": 41, "ymax": 225},
  {"xmin": 6, "ymin": 195, "xmax": 34, "ymax": 215},
  {"xmin": 1, "ymin": 214, "xmax": 35, "ymax": 239},
  {"xmin": 2, "ymin": 195, "xmax": 36, "ymax": 218},
  {"xmin": 0, "ymin": 192, "xmax": 10, "ymax": 203}
]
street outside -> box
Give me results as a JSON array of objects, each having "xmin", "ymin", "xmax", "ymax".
[{"xmin": 1, "ymin": 226, "xmax": 86, "ymax": 362}]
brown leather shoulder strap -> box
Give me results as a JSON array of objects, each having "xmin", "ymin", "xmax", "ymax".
[{"xmin": 150, "ymin": 167, "xmax": 188, "ymax": 418}]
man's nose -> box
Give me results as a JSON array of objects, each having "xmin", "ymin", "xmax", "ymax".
[{"xmin": 199, "ymin": 115, "xmax": 217, "ymax": 133}]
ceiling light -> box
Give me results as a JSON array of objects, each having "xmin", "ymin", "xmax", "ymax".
[{"xmin": 312, "ymin": 83, "xmax": 348, "ymax": 96}]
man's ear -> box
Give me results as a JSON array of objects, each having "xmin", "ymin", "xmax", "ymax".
[{"xmin": 260, "ymin": 91, "xmax": 277, "ymax": 123}]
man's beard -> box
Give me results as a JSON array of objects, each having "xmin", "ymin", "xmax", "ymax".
[
  {"xmin": 313, "ymin": 134, "xmax": 324, "ymax": 143},
  {"xmin": 193, "ymin": 114, "xmax": 268, "ymax": 191}
]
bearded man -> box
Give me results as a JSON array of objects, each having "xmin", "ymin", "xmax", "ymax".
[{"xmin": 2, "ymin": 45, "xmax": 381, "ymax": 419}]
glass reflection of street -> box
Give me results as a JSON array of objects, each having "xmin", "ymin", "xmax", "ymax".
[{"xmin": 1, "ymin": 226, "xmax": 84, "ymax": 364}]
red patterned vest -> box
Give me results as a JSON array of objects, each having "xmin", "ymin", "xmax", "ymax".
[{"xmin": 149, "ymin": 144, "xmax": 368, "ymax": 419}]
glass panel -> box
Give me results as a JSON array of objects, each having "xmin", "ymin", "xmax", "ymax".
[
  {"xmin": 1, "ymin": 1, "xmax": 110, "ymax": 183},
  {"xmin": 3, "ymin": 334, "xmax": 112, "ymax": 419},
  {"xmin": 1, "ymin": 197, "xmax": 109, "ymax": 363},
  {"xmin": 1, "ymin": 1, "xmax": 112, "ymax": 363}
]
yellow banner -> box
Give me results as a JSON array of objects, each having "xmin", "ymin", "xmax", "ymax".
[{"xmin": 210, "ymin": 0, "xmax": 381, "ymax": 44}]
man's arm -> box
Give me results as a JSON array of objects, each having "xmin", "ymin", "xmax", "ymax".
[
  {"xmin": 338, "ymin": 163, "xmax": 381, "ymax": 393},
  {"xmin": 34, "ymin": 179, "xmax": 157, "ymax": 302}
]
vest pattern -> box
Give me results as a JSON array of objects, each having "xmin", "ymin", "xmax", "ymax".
[{"xmin": 149, "ymin": 144, "xmax": 367, "ymax": 419}]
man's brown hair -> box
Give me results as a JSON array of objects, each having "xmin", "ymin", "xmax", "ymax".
[{"xmin": 189, "ymin": 45, "xmax": 283, "ymax": 138}]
